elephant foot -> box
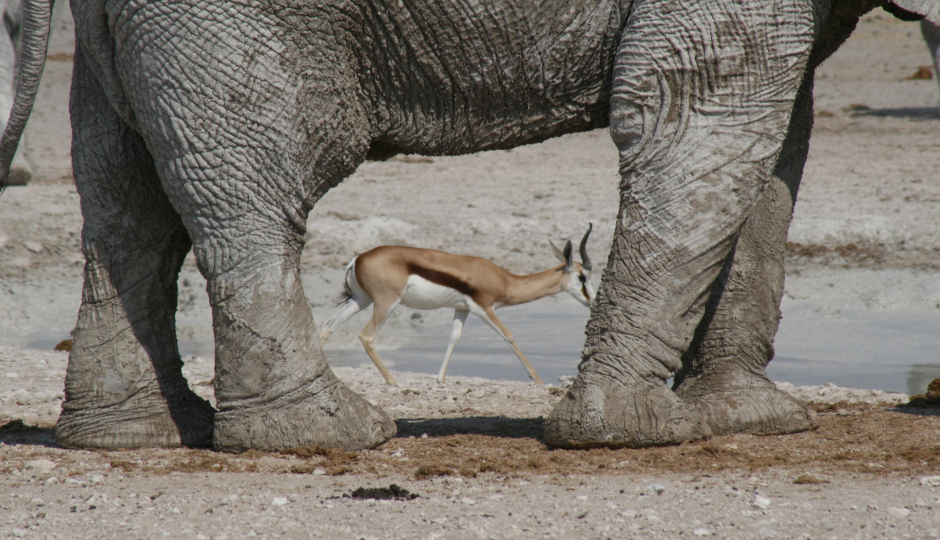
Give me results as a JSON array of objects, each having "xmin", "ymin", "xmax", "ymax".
[
  {"xmin": 544, "ymin": 373, "xmax": 711, "ymax": 448},
  {"xmin": 673, "ymin": 370, "xmax": 818, "ymax": 436},
  {"xmin": 213, "ymin": 369, "xmax": 396, "ymax": 453},
  {"xmin": 56, "ymin": 385, "xmax": 215, "ymax": 449}
]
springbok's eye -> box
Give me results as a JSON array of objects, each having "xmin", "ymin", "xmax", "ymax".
[{"xmin": 578, "ymin": 275, "xmax": 586, "ymax": 283}]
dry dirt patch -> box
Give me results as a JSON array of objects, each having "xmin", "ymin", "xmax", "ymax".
[{"xmin": 2, "ymin": 402, "xmax": 937, "ymax": 483}]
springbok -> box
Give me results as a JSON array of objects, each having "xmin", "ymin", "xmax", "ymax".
[{"xmin": 318, "ymin": 225, "xmax": 595, "ymax": 385}]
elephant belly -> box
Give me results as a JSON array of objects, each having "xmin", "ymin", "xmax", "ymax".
[
  {"xmin": 361, "ymin": 0, "xmax": 628, "ymax": 155},
  {"xmin": 399, "ymin": 275, "xmax": 471, "ymax": 311}
]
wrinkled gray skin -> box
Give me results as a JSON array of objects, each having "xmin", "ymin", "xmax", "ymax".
[
  {"xmin": 1, "ymin": 0, "xmax": 936, "ymax": 452},
  {"xmin": 0, "ymin": 0, "xmax": 33, "ymax": 185}
]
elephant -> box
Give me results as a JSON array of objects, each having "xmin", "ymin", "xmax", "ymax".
[
  {"xmin": 922, "ymin": 20, "xmax": 940, "ymax": 103},
  {"xmin": 0, "ymin": 0, "xmax": 937, "ymax": 452},
  {"xmin": 0, "ymin": 0, "xmax": 33, "ymax": 185}
]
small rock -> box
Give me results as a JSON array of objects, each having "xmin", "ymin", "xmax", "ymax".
[
  {"xmin": 44, "ymin": 476, "xmax": 59, "ymax": 486},
  {"xmin": 461, "ymin": 497, "xmax": 475, "ymax": 505},
  {"xmin": 271, "ymin": 497, "xmax": 288, "ymax": 507},
  {"xmin": 794, "ymin": 473, "xmax": 828, "ymax": 485},
  {"xmin": 919, "ymin": 476, "xmax": 940, "ymax": 487},
  {"xmin": 887, "ymin": 507, "xmax": 911, "ymax": 519},
  {"xmin": 170, "ymin": 507, "xmax": 181, "ymax": 514},
  {"xmin": 26, "ymin": 459, "xmax": 56, "ymax": 472},
  {"xmin": 5, "ymin": 372, "xmax": 19, "ymax": 379},
  {"xmin": 693, "ymin": 528, "xmax": 712, "ymax": 536},
  {"xmin": 752, "ymin": 495, "xmax": 771, "ymax": 510},
  {"xmin": 576, "ymin": 495, "xmax": 588, "ymax": 501},
  {"xmin": 312, "ymin": 468, "xmax": 326, "ymax": 476},
  {"xmin": 89, "ymin": 474, "xmax": 104, "ymax": 484},
  {"xmin": 758, "ymin": 528, "xmax": 778, "ymax": 539},
  {"xmin": 23, "ymin": 241, "xmax": 43, "ymax": 253},
  {"xmin": 646, "ymin": 484, "xmax": 665, "ymax": 496},
  {"xmin": 866, "ymin": 504, "xmax": 879, "ymax": 512},
  {"xmin": 420, "ymin": 433, "xmax": 428, "ymax": 439}
]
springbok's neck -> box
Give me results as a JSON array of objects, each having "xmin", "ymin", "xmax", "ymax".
[{"xmin": 501, "ymin": 266, "xmax": 567, "ymax": 306}]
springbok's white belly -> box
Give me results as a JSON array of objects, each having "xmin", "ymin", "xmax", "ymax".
[{"xmin": 399, "ymin": 275, "xmax": 471, "ymax": 311}]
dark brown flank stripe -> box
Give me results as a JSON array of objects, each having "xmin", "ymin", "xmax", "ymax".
[{"xmin": 406, "ymin": 262, "xmax": 480, "ymax": 301}]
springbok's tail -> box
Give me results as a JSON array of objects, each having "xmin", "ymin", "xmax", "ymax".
[
  {"xmin": 0, "ymin": 0, "xmax": 53, "ymax": 194},
  {"xmin": 333, "ymin": 256, "xmax": 358, "ymax": 307}
]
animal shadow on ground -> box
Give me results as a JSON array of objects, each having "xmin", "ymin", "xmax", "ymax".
[
  {"xmin": 892, "ymin": 398, "xmax": 940, "ymax": 418},
  {"xmin": 892, "ymin": 378, "xmax": 940, "ymax": 417},
  {"xmin": 395, "ymin": 416, "xmax": 544, "ymax": 440},
  {"xmin": 853, "ymin": 106, "xmax": 939, "ymax": 119},
  {"xmin": 891, "ymin": 405, "xmax": 940, "ymax": 418},
  {"xmin": 0, "ymin": 420, "xmax": 56, "ymax": 447}
]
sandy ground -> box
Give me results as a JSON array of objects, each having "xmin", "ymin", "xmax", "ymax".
[{"xmin": 1, "ymin": 8, "xmax": 939, "ymax": 540}]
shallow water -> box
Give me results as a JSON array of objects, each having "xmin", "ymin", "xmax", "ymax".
[
  {"xmin": 324, "ymin": 301, "xmax": 940, "ymax": 395},
  {"xmin": 770, "ymin": 305, "xmax": 940, "ymax": 395},
  {"xmin": 325, "ymin": 304, "xmax": 590, "ymax": 386},
  {"xmin": 19, "ymin": 280, "xmax": 939, "ymax": 396}
]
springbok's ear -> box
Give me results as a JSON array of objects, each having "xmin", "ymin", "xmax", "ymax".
[
  {"xmin": 549, "ymin": 239, "xmax": 566, "ymax": 263},
  {"xmin": 562, "ymin": 240, "xmax": 574, "ymax": 270}
]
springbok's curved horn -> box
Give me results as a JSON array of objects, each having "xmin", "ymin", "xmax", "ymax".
[{"xmin": 579, "ymin": 223, "xmax": 593, "ymax": 271}]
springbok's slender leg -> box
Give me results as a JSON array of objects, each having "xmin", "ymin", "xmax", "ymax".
[
  {"xmin": 319, "ymin": 298, "xmax": 371, "ymax": 349},
  {"xmin": 358, "ymin": 298, "xmax": 400, "ymax": 385},
  {"xmin": 477, "ymin": 307, "xmax": 544, "ymax": 385},
  {"xmin": 437, "ymin": 309, "xmax": 470, "ymax": 384}
]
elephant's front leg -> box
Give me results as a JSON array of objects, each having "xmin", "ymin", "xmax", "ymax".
[{"xmin": 545, "ymin": 0, "xmax": 817, "ymax": 448}]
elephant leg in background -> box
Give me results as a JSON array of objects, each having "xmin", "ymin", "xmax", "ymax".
[
  {"xmin": 55, "ymin": 51, "xmax": 215, "ymax": 449},
  {"xmin": 671, "ymin": 75, "xmax": 819, "ymax": 436},
  {"xmin": 922, "ymin": 20, "xmax": 940, "ymax": 106},
  {"xmin": 545, "ymin": 0, "xmax": 816, "ymax": 448},
  {"xmin": 0, "ymin": 0, "xmax": 32, "ymax": 185}
]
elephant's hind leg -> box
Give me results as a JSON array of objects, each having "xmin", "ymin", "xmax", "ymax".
[
  {"xmin": 115, "ymin": 15, "xmax": 395, "ymax": 451},
  {"xmin": 55, "ymin": 51, "xmax": 215, "ymax": 450},
  {"xmin": 671, "ymin": 76, "xmax": 819, "ymax": 436}
]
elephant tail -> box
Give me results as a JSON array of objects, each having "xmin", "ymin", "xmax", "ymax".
[{"xmin": 0, "ymin": 0, "xmax": 53, "ymax": 195}]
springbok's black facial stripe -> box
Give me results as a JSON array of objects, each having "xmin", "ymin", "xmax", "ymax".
[{"xmin": 578, "ymin": 275, "xmax": 586, "ymax": 283}]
